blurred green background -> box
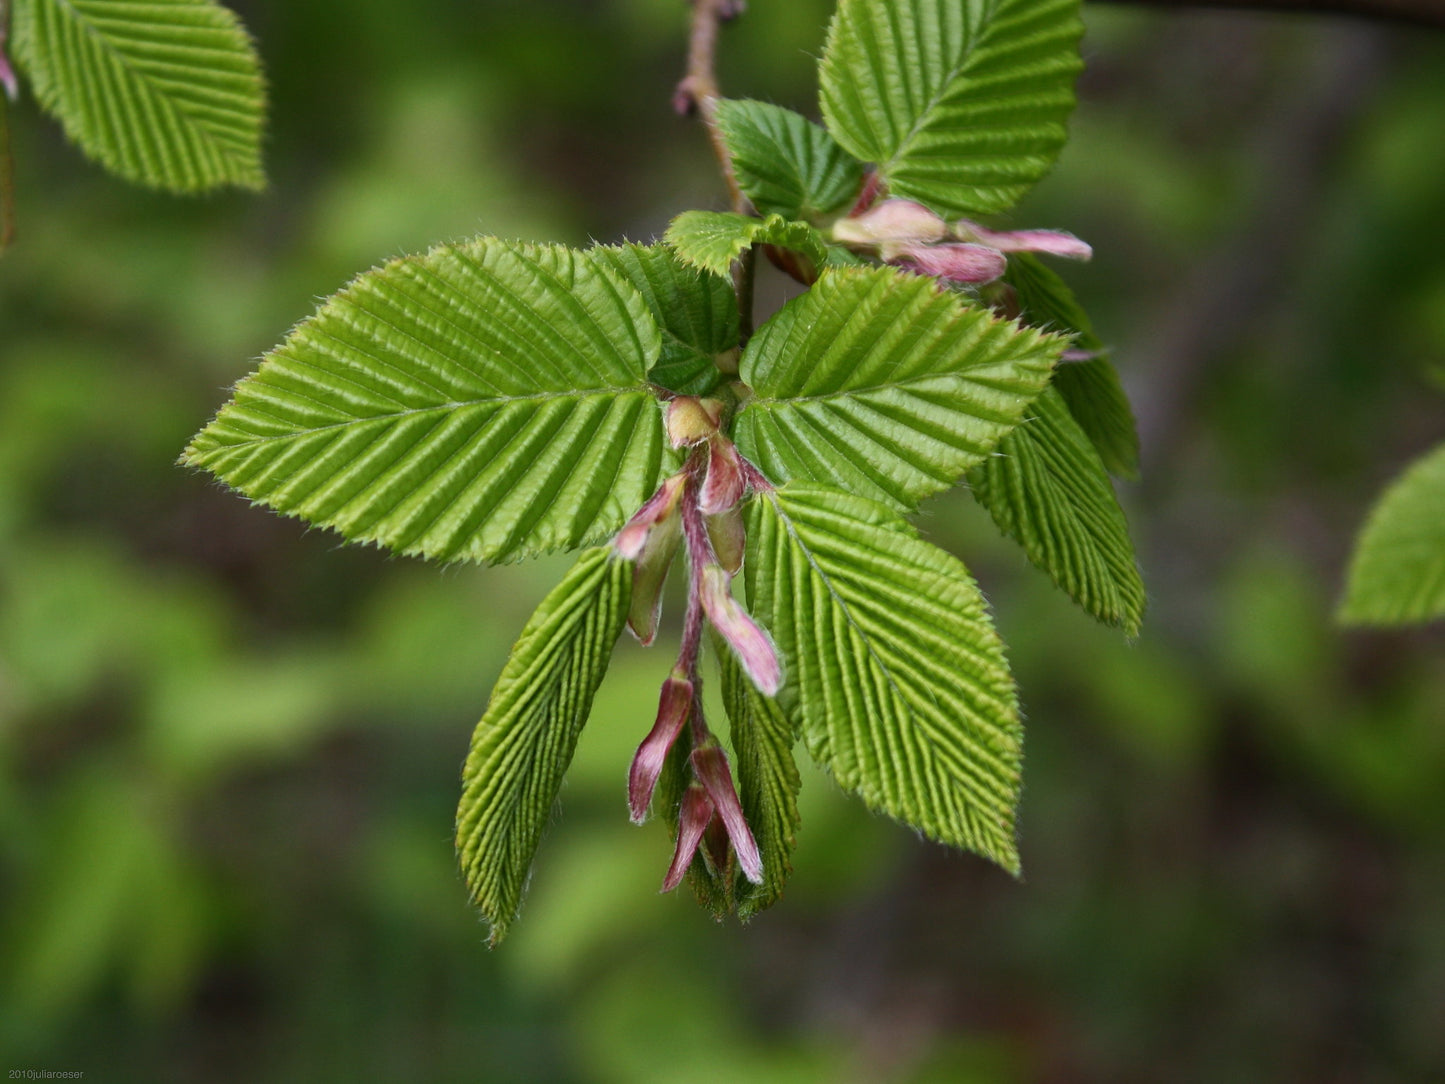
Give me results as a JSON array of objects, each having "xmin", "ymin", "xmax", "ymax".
[{"xmin": 3, "ymin": 1, "xmax": 1444, "ymax": 1080}]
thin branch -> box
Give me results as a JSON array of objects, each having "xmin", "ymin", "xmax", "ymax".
[{"xmin": 1095, "ymin": 0, "xmax": 1445, "ymax": 29}]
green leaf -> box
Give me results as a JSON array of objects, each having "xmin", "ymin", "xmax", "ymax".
[
  {"xmin": 745, "ymin": 483, "xmax": 1022, "ymax": 872},
  {"xmin": 455, "ymin": 547, "xmax": 631, "ymax": 945},
  {"xmin": 714, "ymin": 99, "xmax": 864, "ymax": 222},
  {"xmin": 664, "ymin": 210, "xmax": 828, "ymax": 279},
  {"xmin": 1006, "ymin": 252, "xmax": 1139, "ymax": 479},
  {"xmin": 12, "ymin": 0, "xmax": 266, "ymax": 192},
  {"xmin": 586, "ymin": 243, "xmax": 737, "ymax": 397},
  {"xmin": 717, "ymin": 641, "xmax": 802, "ymax": 919},
  {"xmin": 819, "ymin": 0, "xmax": 1083, "ymax": 216},
  {"xmin": 183, "ymin": 238, "xmax": 669, "ymax": 564},
  {"xmin": 735, "ymin": 265, "xmax": 1061, "ymax": 509},
  {"xmin": 1340, "ymin": 442, "xmax": 1445, "ymax": 625},
  {"xmin": 967, "ymin": 387, "xmax": 1146, "ymax": 634}
]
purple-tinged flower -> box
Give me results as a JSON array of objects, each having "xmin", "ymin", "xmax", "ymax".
[
  {"xmin": 699, "ymin": 437, "xmax": 746, "ymax": 515},
  {"xmin": 833, "ymin": 199, "xmax": 948, "ymax": 246},
  {"xmin": 665, "ymin": 396, "xmax": 726, "ymax": 448},
  {"xmin": 691, "ymin": 739, "xmax": 763, "ymax": 885},
  {"xmin": 705, "ymin": 506, "xmax": 745, "ymax": 575},
  {"xmin": 615, "ymin": 473, "xmax": 686, "ymax": 561},
  {"xmin": 954, "ymin": 220, "xmax": 1092, "ymax": 262},
  {"xmin": 661, "ymin": 783, "xmax": 715, "ymax": 892},
  {"xmin": 886, "ymin": 241, "xmax": 1008, "ymax": 286},
  {"xmin": 628, "ymin": 670, "xmax": 694, "ymax": 823},
  {"xmin": 700, "ymin": 564, "xmax": 781, "ymax": 696}
]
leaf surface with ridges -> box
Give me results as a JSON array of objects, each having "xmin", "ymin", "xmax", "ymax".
[
  {"xmin": 735, "ymin": 266, "xmax": 1061, "ymax": 509},
  {"xmin": 745, "ymin": 483, "xmax": 1022, "ymax": 872},
  {"xmin": 714, "ymin": 99, "xmax": 864, "ymax": 222},
  {"xmin": 819, "ymin": 0, "xmax": 1082, "ymax": 215},
  {"xmin": 968, "ymin": 387, "xmax": 1145, "ymax": 633},
  {"xmin": 456, "ymin": 548, "xmax": 631, "ymax": 945},
  {"xmin": 184, "ymin": 239, "xmax": 668, "ymax": 564},
  {"xmin": 665, "ymin": 210, "xmax": 828, "ymax": 279},
  {"xmin": 13, "ymin": 0, "xmax": 266, "ymax": 191}
]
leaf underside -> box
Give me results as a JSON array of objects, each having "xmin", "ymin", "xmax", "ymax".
[
  {"xmin": 745, "ymin": 484, "xmax": 1022, "ymax": 872},
  {"xmin": 714, "ymin": 99, "xmax": 864, "ymax": 222},
  {"xmin": 1006, "ymin": 252, "xmax": 1139, "ymax": 479},
  {"xmin": 968, "ymin": 387, "xmax": 1146, "ymax": 634},
  {"xmin": 1340, "ymin": 442, "xmax": 1445, "ymax": 625},
  {"xmin": 819, "ymin": 0, "xmax": 1083, "ymax": 216},
  {"xmin": 665, "ymin": 210, "xmax": 828, "ymax": 279},
  {"xmin": 717, "ymin": 641, "xmax": 803, "ymax": 919},
  {"xmin": 456, "ymin": 548, "xmax": 631, "ymax": 945},
  {"xmin": 13, "ymin": 0, "xmax": 266, "ymax": 191},
  {"xmin": 586, "ymin": 243, "xmax": 737, "ymax": 397},
  {"xmin": 184, "ymin": 238, "xmax": 670, "ymax": 565},
  {"xmin": 735, "ymin": 265, "xmax": 1061, "ymax": 510}
]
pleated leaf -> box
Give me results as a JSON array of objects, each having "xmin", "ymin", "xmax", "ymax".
[
  {"xmin": 665, "ymin": 210, "xmax": 828, "ymax": 279},
  {"xmin": 456, "ymin": 548, "xmax": 631, "ymax": 945},
  {"xmin": 714, "ymin": 99, "xmax": 864, "ymax": 222},
  {"xmin": 184, "ymin": 238, "xmax": 669, "ymax": 564},
  {"xmin": 717, "ymin": 641, "xmax": 802, "ymax": 919},
  {"xmin": 745, "ymin": 484, "xmax": 1022, "ymax": 870},
  {"xmin": 587, "ymin": 243, "xmax": 737, "ymax": 397},
  {"xmin": 819, "ymin": 0, "xmax": 1082, "ymax": 216},
  {"xmin": 735, "ymin": 266, "xmax": 1061, "ymax": 510},
  {"xmin": 1007, "ymin": 252, "xmax": 1139, "ymax": 479},
  {"xmin": 12, "ymin": 0, "xmax": 266, "ymax": 192},
  {"xmin": 968, "ymin": 388, "xmax": 1146, "ymax": 634},
  {"xmin": 1340, "ymin": 442, "xmax": 1445, "ymax": 626}
]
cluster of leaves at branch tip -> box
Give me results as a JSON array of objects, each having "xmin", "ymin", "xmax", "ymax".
[{"xmin": 181, "ymin": 0, "xmax": 1150, "ymax": 942}]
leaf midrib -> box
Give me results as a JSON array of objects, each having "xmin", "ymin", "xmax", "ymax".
[
  {"xmin": 879, "ymin": 0, "xmax": 995, "ymax": 174},
  {"xmin": 192, "ymin": 385, "xmax": 652, "ymax": 451},
  {"xmin": 48, "ymin": 0, "xmax": 256, "ymax": 172}
]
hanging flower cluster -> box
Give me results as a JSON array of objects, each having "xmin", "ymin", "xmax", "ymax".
[
  {"xmin": 833, "ymin": 197, "xmax": 1092, "ymax": 286},
  {"xmin": 614, "ymin": 395, "xmax": 780, "ymax": 891}
]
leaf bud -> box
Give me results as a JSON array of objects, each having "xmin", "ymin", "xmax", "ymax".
[
  {"xmin": 628, "ymin": 670, "xmax": 694, "ymax": 823},
  {"xmin": 661, "ymin": 783, "xmax": 715, "ymax": 892},
  {"xmin": 700, "ymin": 564, "xmax": 781, "ymax": 696},
  {"xmin": 698, "ymin": 437, "xmax": 746, "ymax": 515},
  {"xmin": 691, "ymin": 738, "xmax": 763, "ymax": 885},
  {"xmin": 665, "ymin": 396, "xmax": 726, "ymax": 448},
  {"xmin": 833, "ymin": 198, "xmax": 948, "ymax": 246}
]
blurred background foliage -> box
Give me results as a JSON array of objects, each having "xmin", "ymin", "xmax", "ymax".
[{"xmin": 2, "ymin": 1, "xmax": 1443, "ymax": 1080}]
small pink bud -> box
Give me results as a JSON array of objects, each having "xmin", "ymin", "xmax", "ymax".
[
  {"xmin": 661, "ymin": 783, "xmax": 715, "ymax": 892},
  {"xmin": 705, "ymin": 506, "xmax": 745, "ymax": 575},
  {"xmin": 626, "ymin": 514, "xmax": 681, "ymax": 646},
  {"xmin": 665, "ymin": 397, "xmax": 726, "ymax": 448},
  {"xmin": 700, "ymin": 565, "xmax": 781, "ymax": 696},
  {"xmin": 886, "ymin": 241, "xmax": 1007, "ymax": 285},
  {"xmin": 0, "ymin": 55, "xmax": 16, "ymax": 103},
  {"xmin": 692, "ymin": 740, "xmax": 763, "ymax": 885},
  {"xmin": 615, "ymin": 474, "xmax": 685, "ymax": 560},
  {"xmin": 954, "ymin": 220, "xmax": 1093, "ymax": 261},
  {"xmin": 699, "ymin": 438, "xmax": 746, "ymax": 515},
  {"xmin": 833, "ymin": 199, "xmax": 948, "ymax": 246},
  {"xmin": 628, "ymin": 671, "xmax": 694, "ymax": 823}
]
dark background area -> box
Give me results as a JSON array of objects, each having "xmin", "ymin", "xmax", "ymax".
[{"xmin": 2, "ymin": 2, "xmax": 1443, "ymax": 1080}]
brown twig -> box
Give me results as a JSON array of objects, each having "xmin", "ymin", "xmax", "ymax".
[
  {"xmin": 1095, "ymin": 0, "xmax": 1445, "ymax": 28},
  {"xmin": 675, "ymin": 0, "xmax": 757, "ymax": 344}
]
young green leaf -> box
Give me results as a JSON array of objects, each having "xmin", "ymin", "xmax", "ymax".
[
  {"xmin": 819, "ymin": 0, "xmax": 1083, "ymax": 216},
  {"xmin": 968, "ymin": 388, "xmax": 1146, "ymax": 634},
  {"xmin": 183, "ymin": 239, "xmax": 669, "ymax": 564},
  {"xmin": 12, "ymin": 0, "xmax": 266, "ymax": 192},
  {"xmin": 1006, "ymin": 252, "xmax": 1140, "ymax": 479},
  {"xmin": 717, "ymin": 641, "xmax": 802, "ymax": 919},
  {"xmin": 586, "ymin": 243, "xmax": 738, "ymax": 397},
  {"xmin": 456, "ymin": 548, "xmax": 631, "ymax": 945},
  {"xmin": 665, "ymin": 210, "xmax": 828, "ymax": 279},
  {"xmin": 745, "ymin": 483, "xmax": 1023, "ymax": 872},
  {"xmin": 1340, "ymin": 442, "xmax": 1445, "ymax": 626},
  {"xmin": 734, "ymin": 266, "xmax": 1061, "ymax": 510},
  {"xmin": 714, "ymin": 99, "xmax": 864, "ymax": 222}
]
